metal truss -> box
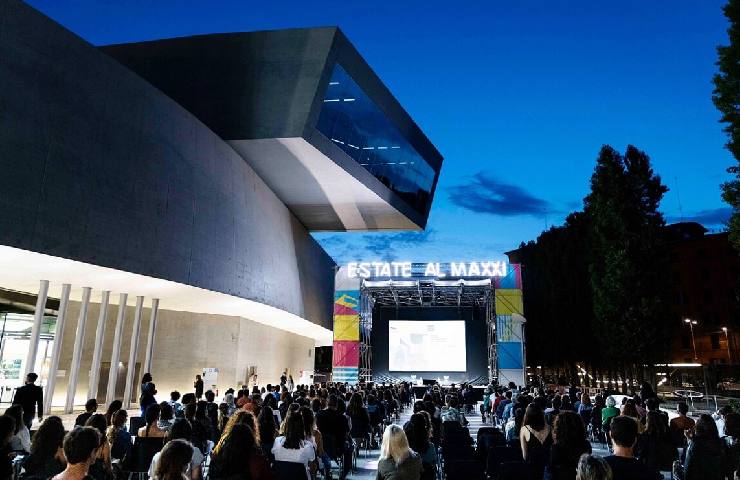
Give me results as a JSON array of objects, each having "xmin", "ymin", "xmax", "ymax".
[{"xmin": 359, "ymin": 278, "xmax": 497, "ymax": 383}]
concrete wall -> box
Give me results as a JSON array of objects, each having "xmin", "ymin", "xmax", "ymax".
[
  {"xmin": 50, "ymin": 300, "xmax": 315, "ymax": 408},
  {"xmin": 0, "ymin": 0, "xmax": 334, "ymax": 328}
]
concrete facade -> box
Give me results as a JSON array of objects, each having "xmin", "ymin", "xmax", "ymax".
[
  {"xmin": 0, "ymin": 0, "xmax": 334, "ymax": 329},
  {"xmin": 49, "ymin": 299, "xmax": 314, "ymax": 408}
]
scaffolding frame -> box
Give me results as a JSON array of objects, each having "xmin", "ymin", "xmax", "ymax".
[{"xmin": 359, "ymin": 278, "xmax": 496, "ymax": 383}]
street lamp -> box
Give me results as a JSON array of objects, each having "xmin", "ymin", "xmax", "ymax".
[
  {"xmin": 722, "ymin": 327, "xmax": 732, "ymax": 364},
  {"xmin": 685, "ymin": 318, "xmax": 698, "ymax": 361}
]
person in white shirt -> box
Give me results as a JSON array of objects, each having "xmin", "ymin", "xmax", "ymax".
[{"xmin": 272, "ymin": 413, "xmax": 316, "ymax": 480}]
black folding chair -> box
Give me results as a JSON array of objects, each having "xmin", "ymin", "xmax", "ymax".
[
  {"xmin": 444, "ymin": 459, "xmax": 484, "ymax": 480},
  {"xmin": 273, "ymin": 460, "xmax": 308, "ymax": 480},
  {"xmin": 128, "ymin": 416, "xmax": 145, "ymax": 437},
  {"xmin": 499, "ymin": 461, "xmax": 534, "ymax": 480},
  {"xmin": 485, "ymin": 446, "xmax": 522, "ymax": 480},
  {"xmin": 122, "ymin": 437, "xmax": 164, "ymax": 480}
]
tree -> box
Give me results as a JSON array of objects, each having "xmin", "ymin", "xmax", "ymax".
[
  {"xmin": 712, "ymin": 0, "xmax": 740, "ymax": 252},
  {"xmin": 585, "ymin": 145, "xmax": 672, "ymax": 385}
]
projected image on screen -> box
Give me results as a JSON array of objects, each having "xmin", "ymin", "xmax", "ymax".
[{"xmin": 389, "ymin": 320, "xmax": 466, "ymax": 371}]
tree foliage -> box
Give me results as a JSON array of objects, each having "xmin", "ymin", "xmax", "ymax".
[
  {"xmin": 584, "ymin": 145, "xmax": 672, "ymax": 365},
  {"xmin": 712, "ymin": 0, "xmax": 740, "ymax": 252}
]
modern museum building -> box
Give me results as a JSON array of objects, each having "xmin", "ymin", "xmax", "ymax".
[{"xmin": 0, "ymin": 0, "xmax": 442, "ymax": 410}]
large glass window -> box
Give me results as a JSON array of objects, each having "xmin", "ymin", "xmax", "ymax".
[
  {"xmin": 0, "ymin": 313, "xmax": 55, "ymax": 404},
  {"xmin": 316, "ymin": 64, "xmax": 436, "ymax": 215}
]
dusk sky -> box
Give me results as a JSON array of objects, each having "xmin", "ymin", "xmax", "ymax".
[{"xmin": 26, "ymin": 0, "xmax": 735, "ymax": 265}]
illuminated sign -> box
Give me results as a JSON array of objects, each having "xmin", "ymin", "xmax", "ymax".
[{"xmin": 346, "ymin": 261, "xmax": 507, "ymax": 279}]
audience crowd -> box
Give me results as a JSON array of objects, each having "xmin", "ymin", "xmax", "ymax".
[{"xmin": 3, "ymin": 372, "xmax": 740, "ymax": 480}]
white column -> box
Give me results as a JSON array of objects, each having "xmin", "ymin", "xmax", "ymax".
[
  {"xmin": 106, "ymin": 293, "xmax": 127, "ymax": 405},
  {"xmin": 65, "ymin": 287, "xmax": 91, "ymax": 413},
  {"xmin": 25, "ymin": 280, "xmax": 49, "ymax": 377},
  {"xmin": 43, "ymin": 283, "xmax": 71, "ymax": 415},
  {"xmin": 143, "ymin": 298, "xmax": 159, "ymax": 374},
  {"xmin": 87, "ymin": 291, "xmax": 110, "ymax": 400},
  {"xmin": 122, "ymin": 296, "xmax": 144, "ymax": 409}
]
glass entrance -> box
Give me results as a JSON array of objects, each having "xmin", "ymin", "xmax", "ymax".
[{"xmin": 0, "ymin": 313, "xmax": 55, "ymax": 404}]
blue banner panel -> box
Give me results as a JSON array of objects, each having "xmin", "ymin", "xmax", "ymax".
[
  {"xmin": 498, "ymin": 342, "xmax": 523, "ymax": 369},
  {"xmin": 333, "ymin": 366, "xmax": 359, "ymax": 383}
]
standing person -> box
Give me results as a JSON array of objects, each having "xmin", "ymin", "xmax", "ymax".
[
  {"xmin": 51, "ymin": 427, "xmax": 101, "ymax": 480},
  {"xmin": 604, "ymin": 416, "xmax": 661, "ymax": 480},
  {"xmin": 140, "ymin": 374, "xmax": 157, "ymax": 417},
  {"xmin": 376, "ymin": 424, "xmax": 422, "ymax": 480},
  {"xmin": 12, "ymin": 373, "xmax": 43, "ymax": 429},
  {"xmin": 194, "ymin": 375, "xmax": 204, "ymax": 401}
]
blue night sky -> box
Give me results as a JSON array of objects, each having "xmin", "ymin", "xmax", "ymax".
[{"xmin": 26, "ymin": 0, "xmax": 735, "ymax": 264}]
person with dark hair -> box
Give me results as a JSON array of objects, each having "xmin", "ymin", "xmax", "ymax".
[
  {"xmin": 604, "ymin": 416, "xmax": 661, "ymax": 480},
  {"xmin": 576, "ymin": 454, "xmax": 613, "ymax": 480},
  {"xmin": 348, "ymin": 392, "xmax": 370, "ymax": 452},
  {"xmin": 186, "ymin": 402, "xmax": 209, "ymax": 455},
  {"xmin": 0, "ymin": 415, "xmax": 15, "ymax": 480},
  {"xmin": 75, "ymin": 399, "xmax": 98, "ymax": 427},
  {"xmin": 85, "ymin": 414, "xmax": 112, "ymax": 480},
  {"xmin": 52, "ymin": 427, "xmax": 101, "ymax": 480},
  {"xmin": 272, "ymin": 413, "xmax": 315, "ymax": 479},
  {"xmin": 103, "ymin": 401, "xmax": 122, "ymax": 426},
  {"xmin": 140, "ymin": 374, "xmax": 157, "ymax": 417},
  {"xmin": 209, "ymin": 423, "xmax": 273, "ymax": 480},
  {"xmin": 149, "ymin": 419, "xmax": 203, "ymax": 480},
  {"xmin": 138, "ymin": 403, "xmax": 166, "ymax": 437},
  {"xmin": 300, "ymin": 406, "xmax": 329, "ymax": 478},
  {"xmin": 6, "ymin": 404, "xmax": 30, "ymax": 452},
  {"xmin": 520, "ymin": 404, "xmax": 552, "ymax": 477},
  {"xmin": 12, "ymin": 373, "xmax": 43, "ymax": 429},
  {"xmin": 674, "ymin": 414, "xmax": 725, "ymax": 480},
  {"xmin": 258, "ymin": 406, "xmax": 278, "ymax": 461},
  {"xmin": 316, "ymin": 394, "xmax": 352, "ymax": 479},
  {"xmin": 203, "ymin": 391, "xmax": 218, "ymax": 432},
  {"xmin": 670, "ymin": 402, "xmax": 696, "ymax": 450},
  {"xmin": 403, "ymin": 413, "xmax": 436, "ymax": 468},
  {"xmin": 106, "ymin": 410, "xmax": 131, "ymax": 461},
  {"xmin": 153, "ymin": 439, "xmax": 193, "ymax": 480},
  {"xmin": 193, "ymin": 375, "xmax": 204, "ymax": 401},
  {"xmin": 545, "ymin": 411, "xmax": 591, "ymax": 480},
  {"xmin": 169, "ymin": 391, "xmax": 183, "ymax": 419},
  {"xmin": 159, "ymin": 402, "xmax": 175, "ymax": 431},
  {"xmin": 635, "ymin": 410, "xmax": 677, "ymax": 472},
  {"xmin": 19, "ymin": 416, "xmax": 65, "ymax": 480}
]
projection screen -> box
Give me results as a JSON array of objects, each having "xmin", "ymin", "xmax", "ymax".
[{"xmin": 388, "ymin": 320, "xmax": 466, "ymax": 371}]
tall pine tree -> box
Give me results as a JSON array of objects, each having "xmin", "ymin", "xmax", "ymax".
[
  {"xmin": 585, "ymin": 146, "xmax": 671, "ymax": 375},
  {"xmin": 713, "ymin": 0, "xmax": 740, "ymax": 252}
]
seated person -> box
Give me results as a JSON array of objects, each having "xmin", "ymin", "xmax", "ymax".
[
  {"xmin": 52, "ymin": 427, "xmax": 101, "ymax": 480},
  {"xmin": 604, "ymin": 416, "xmax": 661, "ymax": 480}
]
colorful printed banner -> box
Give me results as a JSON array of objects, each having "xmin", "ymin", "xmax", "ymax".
[{"xmin": 332, "ymin": 286, "xmax": 360, "ymax": 383}]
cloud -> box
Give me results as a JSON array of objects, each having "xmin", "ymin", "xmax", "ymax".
[
  {"xmin": 447, "ymin": 172, "xmax": 553, "ymax": 217},
  {"xmin": 315, "ymin": 229, "xmax": 435, "ymax": 263},
  {"xmin": 667, "ymin": 207, "xmax": 733, "ymax": 226}
]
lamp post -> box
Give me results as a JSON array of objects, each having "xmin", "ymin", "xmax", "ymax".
[
  {"xmin": 722, "ymin": 327, "xmax": 732, "ymax": 364},
  {"xmin": 685, "ymin": 318, "xmax": 698, "ymax": 361}
]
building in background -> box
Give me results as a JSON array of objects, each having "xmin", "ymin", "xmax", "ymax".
[{"xmin": 0, "ymin": 0, "xmax": 441, "ymax": 410}]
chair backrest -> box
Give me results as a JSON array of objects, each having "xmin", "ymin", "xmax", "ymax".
[
  {"xmin": 273, "ymin": 460, "xmax": 307, "ymax": 480},
  {"xmin": 499, "ymin": 461, "xmax": 534, "ymax": 480},
  {"xmin": 129, "ymin": 416, "xmax": 145, "ymax": 437},
  {"xmin": 486, "ymin": 446, "xmax": 523, "ymax": 479},
  {"xmin": 444, "ymin": 459, "xmax": 484, "ymax": 480},
  {"xmin": 126, "ymin": 437, "xmax": 164, "ymax": 472}
]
